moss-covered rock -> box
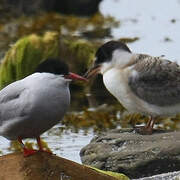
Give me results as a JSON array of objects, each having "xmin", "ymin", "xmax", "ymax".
[
  {"xmin": 59, "ymin": 36, "xmax": 99, "ymax": 73},
  {"xmin": 87, "ymin": 166, "xmax": 130, "ymax": 180},
  {"xmin": 0, "ymin": 31, "xmax": 59, "ymax": 89}
]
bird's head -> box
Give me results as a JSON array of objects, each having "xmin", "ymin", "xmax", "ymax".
[
  {"xmin": 35, "ymin": 58, "xmax": 87, "ymax": 81},
  {"xmin": 84, "ymin": 40, "xmax": 132, "ymax": 79}
]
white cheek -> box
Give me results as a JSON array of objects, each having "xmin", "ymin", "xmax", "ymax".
[
  {"xmin": 100, "ymin": 62, "xmax": 112, "ymax": 74},
  {"xmin": 112, "ymin": 50, "xmax": 132, "ymax": 68}
]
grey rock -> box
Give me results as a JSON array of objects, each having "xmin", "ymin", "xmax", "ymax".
[
  {"xmin": 80, "ymin": 128, "xmax": 180, "ymax": 179},
  {"xmin": 133, "ymin": 171, "xmax": 180, "ymax": 180}
]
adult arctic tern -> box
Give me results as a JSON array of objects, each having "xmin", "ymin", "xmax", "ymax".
[
  {"xmin": 85, "ymin": 40, "xmax": 180, "ymax": 134},
  {"xmin": 0, "ymin": 58, "xmax": 87, "ymax": 156}
]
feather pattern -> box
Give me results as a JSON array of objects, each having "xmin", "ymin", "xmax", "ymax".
[{"xmin": 128, "ymin": 54, "xmax": 180, "ymax": 106}]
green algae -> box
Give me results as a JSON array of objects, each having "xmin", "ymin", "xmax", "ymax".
[
  {"xmin": 61, "ymin": 108, "xmax": 180, "ymax": 132},
  {"xmin": 0, "ymin": 31, "xmax": 59, "ymax": 89},
  {"xmin": 9, "ymin": 139, "xmax": 51, "ymax": 153},
  {"xmin": 62, "ymin": 105, "xmax": 123, "ymax": 132},
  {"xmin": 119, "ymin": 37, "xmax": 139, "ymax": 43},
  {"xmin": 59, "ymin": 36, "xmax": 99, "ymax": 73},
  {"xmin": 87, "ymin": 166, "xmax": 130, "ymax": 180},
  {"xmin": 0, "ymin": 12, "xmax": 119, "ymax": 58},
  {"xmin": 81, "ymin": 27, "xmax": 112, "ymax": 39},
  {"xmin": 9, "ymin": 141, "xmax": 34, "ymax": 153}
]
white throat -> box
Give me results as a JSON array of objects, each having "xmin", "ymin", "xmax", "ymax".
[{"xmin": 100, "ymin": 49, "xmax": 133, "ymax": 74}]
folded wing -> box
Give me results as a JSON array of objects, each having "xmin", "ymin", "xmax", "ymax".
[
  {"xmin": 0, "ymin": 80, "xmax": 28, "ymax": 125},
  {"xmin": 128, "ymin": 55, "xmax": 180, "ymax": 106}
]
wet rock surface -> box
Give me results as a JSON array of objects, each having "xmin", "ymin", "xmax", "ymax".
[
  {"xmin": 80, "ymin": 128, "xmax": 180, "ymax": 179},
  {"xmin": 133, "ymin": 171, "xmax": 180, "ymax": 180}
]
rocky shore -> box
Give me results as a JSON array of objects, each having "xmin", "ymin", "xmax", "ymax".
[{"xmin": 80, "ymin": 128, "xmax": 180, "ymax": 179}]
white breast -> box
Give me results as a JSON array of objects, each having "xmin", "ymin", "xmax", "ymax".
[
  {"xmin": 103, "ymin": 67, "xmax": 180, "ymax": 117},
  {"xmin": 103, "ymin": 67, "xmax": 140, "ymax": 112}
]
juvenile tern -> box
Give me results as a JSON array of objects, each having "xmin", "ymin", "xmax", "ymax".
[
  {"xmin": 85, "ymin": 40, "xmax": 180, "ymax": 134},
  {"xmin": 0, "ymin": 58, "xmax": 87, "ymax": 156}
]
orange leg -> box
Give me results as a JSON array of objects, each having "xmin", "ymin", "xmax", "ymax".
[
  {"xmin": 36, "ymin": 136, "xmax": 52, "ymax": 154},
  {"xmin": 18, "ymin": 136, "xmax": 52, "ymax": 157},
  {"xmin": 18, "ymin": 137, "xmax": 37, "ymax": 157}
]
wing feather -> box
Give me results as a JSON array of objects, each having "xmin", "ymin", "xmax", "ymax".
[
  {"xmin": 0, "ymin": 80, "xmax": 28, "ymax": 124},
  {"xmin": 128, "ymin": 54, "xmax": 180, "ymax": 106}
]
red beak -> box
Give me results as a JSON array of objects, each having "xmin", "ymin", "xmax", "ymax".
[{"xmin": 65, "ymin": 72, "xmax": 88, "ymax": 82}]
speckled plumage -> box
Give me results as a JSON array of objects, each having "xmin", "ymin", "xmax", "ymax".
[{"xmin": 128, "ymin": 54, "xmax": 180, "ymax": 106}]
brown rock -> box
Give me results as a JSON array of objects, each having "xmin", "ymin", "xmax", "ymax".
[{"xmin": 0, "ymin": 152, "xmax": 117, "ymax": 180}]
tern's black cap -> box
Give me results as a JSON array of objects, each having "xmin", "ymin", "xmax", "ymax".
[
  {"xmin": 95, "ymin": 40, "xmax": 131, "ymax": 65},
  {"xmin": 35, "ymin": 58, "xmax": 69, "ymax": 75}
]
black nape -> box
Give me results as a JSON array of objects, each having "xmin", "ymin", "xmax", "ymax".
[
  {"xmin": 95, "ymin": 40, "xmax": 131, "ymax": 65},
  {"xmin": 35, "ymin": 58, "xmax": 69, "ymax": 75}
]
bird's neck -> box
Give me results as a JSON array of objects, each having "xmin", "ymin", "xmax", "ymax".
[
  {"xmin": 113, "ymin": 50, "xmax": 134, "ymax": 68},
  {"xmin": 100, "ymin": 51, "xmax": 134, "ymax": 75}
]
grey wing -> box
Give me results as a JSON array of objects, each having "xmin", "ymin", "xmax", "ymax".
[
  {"xmin": 128, "ymin": 56, "xmax": 180, "ymax": 106},
  {"xmin": 0, "ymin": 80, "xmax": 24, "ymax": 103},
  {"xmin": 0, "ymin": 80, "xmax": 29, "ymax": 125}
]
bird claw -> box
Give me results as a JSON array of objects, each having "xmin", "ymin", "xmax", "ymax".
[
  {"xmin": 23, "ymin": 148, "xmax": 52, "ymax": 157},
  {"xmin": 23, "ymin": 148, "xmax": 38, "ymax": 157}
]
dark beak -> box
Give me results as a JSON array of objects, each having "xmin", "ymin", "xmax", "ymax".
[
  {"xmin": 65, "ymin": 72, "xmax": 88, "ymax": 81},
  {"xmin": 84, "ymin": 64, "xmax": 101, "ymax": 79}
]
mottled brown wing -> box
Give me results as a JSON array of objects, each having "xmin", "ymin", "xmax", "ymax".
[{"xmin": 128, "ymin": 55, "xmax": 180, "ymax": 106}]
